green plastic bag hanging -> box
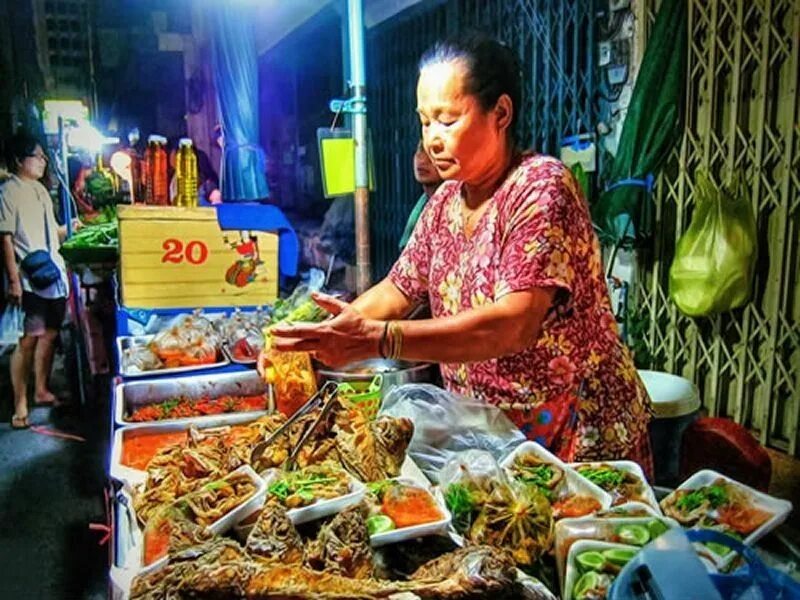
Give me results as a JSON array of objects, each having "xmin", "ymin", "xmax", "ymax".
[{"xmin": 669, "ymin": 171, "xmax": 757, "ymax": 317}]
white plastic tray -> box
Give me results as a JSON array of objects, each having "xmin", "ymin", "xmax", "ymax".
[
  {"xmin": 554, "ymin": 514, "xmax": 681, "ymax": 585},
  {"xmin": 563, "ymin": 539, "xmax": 638, "ymax": 600},
  {"xmin": 260, "ymin": 468, "xmax": 367, "ymax": 526},
  {"xmin": 660, "ymin": 469, "xmax": 793, "ymax": 549},
  {"xmin": 501, "ymin": 441, "xmax": 612, "ymax": 516},
  {"xmin": 109, "ymin": 414, "xmax": 269, "ymax": 486},
  {"xmin": 368, "ymin": 477, "xmax": 452, "ymax": 548},
  {"xmin": 120, "ymin": 464, "xmax": 267, "ymax": 576},
  {"xmin": 117, "ymin": 334, "xmax": 229, "ymax": 378},
  {"xmin": 595, "ymin": 501, "xmax": 659, "ymax": 518},
  {"xmin": 113, "ymin": 369, "xmax": 270, "ymax": 428},
  {"xmin": 569, "ymin": 460, "xmax": 661, "ymax": 514}
]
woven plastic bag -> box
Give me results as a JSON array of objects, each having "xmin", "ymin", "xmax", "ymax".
[{"xmin": 669, "ymin": 171, "xmax": 757, "ymax": 316}]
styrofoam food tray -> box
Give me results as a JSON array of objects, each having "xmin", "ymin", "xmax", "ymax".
[
  {"xmin": 661, "ymin": 469, "xmax": 793, "ymax": 549},
  {"xmin": 121, "ymin": 464, "xmax": 267, "ymax": 576},
  {"xmin": 569, "ymin": 460, "xmax": 661, "ymax": 514},
  {"xmin": 368, "ymin": 477, "xmax": 452, "ymax": 548},
  {"xmin": 563, "ymin": 539, "xmax": 638, "ymax": 600},
  {"xmin": 554, "ymin": 514, "xmax": 681, "ymax": 585},
  {"xmin": 109, "ymin": 413, "xmax": 269, "ymax": 486},
  {"xmin": 117, "ymin": 334, "xmax": 229, "ymax": 378},
  {"xmin": 113, "ymin": 369, "xmax": 270, "ymax": 428},
  {"xmin": 501, "ymin": 441, "xmax": 612, "ymax": 515},
  {"xmin": 259, "ymin": 468, "xmax": 367, "ymax": 526}
]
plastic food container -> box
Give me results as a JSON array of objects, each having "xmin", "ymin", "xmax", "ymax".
[
  {"xmin": 660, "ymin": 469, "xmax": 793, "ymax": 551},
  {"xmin": 554, "ymin": 515, "xmax": 680, "ymax": 585},
  {"xmin": 113, "ymin": 370, "xmax": 271, "ymax": 428},
  {"xmin": 368, "ymin": 477, "xmax": 452, "ymax": 548},
  {"xmin": 569, "ymin": 460, "xmax": 661, "ymax": 514},
  {"xmin": 563, "ymin": 539, "xmax": 639, "ymax": 600},
  {"xmin": 117, "ymin": 334, "xmax": 229, "ymax": 378},
  {"xmin": 109, "ymin": 414, "xmax": 269, "ymax": 486},
  {"xmin": 258, "ymin": 468, "xmax": 367, "ymax": 526},
  {"xmin": 501, "ymin": 441, "xmax": 612, "ymax": 516}
]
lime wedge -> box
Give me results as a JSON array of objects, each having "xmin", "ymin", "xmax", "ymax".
[
  {"xmin": 573, "ymin": 571, "xmax": 609, "ymax": 599},
  {"xmin": 602, "ymin": 548, "xmax": 638, "ymax": 567},
  {"xmin": 647, "ymin": 519, "xmax": 669, "ymax": 539},
  {"xmin": 366, "ymin": 514, "xmax": 396, "ymax": 536},
  {"xmin": 616, "ymin": 523, "xmax": 651, "ymax": 546},
  {"xmin": 576, "ymin": 550, "xmax": 606, "ymax": 572}
]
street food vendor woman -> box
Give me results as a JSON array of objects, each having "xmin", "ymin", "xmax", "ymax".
[{"xmin": 269, "ymin": 32, "xmax": 653, "ymax": 476}]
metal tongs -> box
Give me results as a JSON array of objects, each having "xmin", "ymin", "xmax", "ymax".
[{"xmin": 249, "ymin": 380, "xmax": 339, "ymax": 467}]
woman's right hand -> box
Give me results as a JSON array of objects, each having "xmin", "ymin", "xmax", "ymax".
[{"xmin": 7, "ymin": 279, "xmax": 22, "ymax": 305}]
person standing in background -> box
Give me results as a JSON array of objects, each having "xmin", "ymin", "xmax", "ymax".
[
  {"xmin": 398, "ymin": 140, "xmax": 444, "ymax": 251},
  {"xmin": 0, "ymin": 132, "xmax": 77, "ymax": 428}
]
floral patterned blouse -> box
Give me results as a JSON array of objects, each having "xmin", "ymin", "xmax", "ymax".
[{"xmin": 389, "ymin": 153, "xmax": 651, "ymax": 461}]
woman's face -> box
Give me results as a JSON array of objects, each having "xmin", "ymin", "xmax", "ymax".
[
  {"xmin": 413, "ymin": 141, "xmax": 441, "ymax": 185},
  {"xmin": 18, "ymin": 144, "xmax": 48, "ymax": 181},
  {"xmin": 416, "ymin": 60, "xmax": 507, "ymax": 184}
]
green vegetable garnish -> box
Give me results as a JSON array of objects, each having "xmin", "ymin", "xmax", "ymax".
[
  {"xmin": 647, "ymin": 519, "xmax": 669, "ymax": 539},
  {"xmin": 602, "ymin": 548, "xmax": 637, "ymax": 567},
  {"xmin": 444, "ymin": 483, "xmax": 476, "ymax": 534},
  {"xmin": 577, "ymin": 465, "xmax": 626, "ymax": 490},
  {"xmin": 367, "ymin": 480, "xmax": 396, "ymax": 501},
  {"xmin": 675, "ymin": 484, "xmax": 728, "ymax": 513},
  {"xmin": 573, "ymin": 571, "xmax": 606, "ymax": 599}
]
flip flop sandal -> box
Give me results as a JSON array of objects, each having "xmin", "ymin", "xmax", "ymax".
[{"xmin": 11, "ymin": 415, "xmax": 30, "ymax": 429}]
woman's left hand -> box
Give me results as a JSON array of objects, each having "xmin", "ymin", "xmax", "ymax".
[{"xmin": 270, "ymin": 292, "xmax": 382, "ymax": 368}]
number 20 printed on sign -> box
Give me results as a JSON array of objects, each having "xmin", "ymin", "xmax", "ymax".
[{"xmin": 161, "ymin": 239, "xmax": 209, "ymax": 265}]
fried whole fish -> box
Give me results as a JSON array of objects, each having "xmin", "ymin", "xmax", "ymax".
[
  {"xmin": 245, "ymin": 504, "xmax": 304, "ymax": 564},
  {"xmin": 304, "ymin": 504, "xmax": 375, "ymax": 579}
]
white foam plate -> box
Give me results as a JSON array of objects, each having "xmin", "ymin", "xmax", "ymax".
[
  {"xmin": 554, "ymin": 514, "xmax": 681, "ymax": 585},
  {"xmin": 368, "ymin": 477, "xmax": 452, "ymax": 548},
  {"xmin": 569, "ymin": 460, "xmax": 662, "ymax": 514},
  {"xmin": 260, "ymin": 468, "xmax": 367, "ymax": 526},
  {"xmin": 501, "ymin": 441, "xmax": 612, "ymax": 516},
  {"xmin": 120, "ymin": 464, "xmax": 267, "ymax": 577},
  {"xmin": 117, "ymin": 334, "xmax": 229, "ymax": 378},
  {"xmin": 660, "ymin": 469, "xmax": 793, "ymax": 566},
  {"xmin": 563, "ymin": 539, "xmax": 638, "ymax": 600}
]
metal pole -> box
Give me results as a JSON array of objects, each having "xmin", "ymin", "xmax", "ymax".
[
  {"xmin": 58, "ymin": 117, "xmax": 73, "ymax": 238},
  {"xmin": 347, "ymin": 0, "xmax": 371, "ymax": 293}
]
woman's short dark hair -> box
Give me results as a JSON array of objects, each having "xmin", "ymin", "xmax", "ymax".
[
  {"xmin": 419, "ymin": 31, "xmax": 522, "ymax": 140},
  {"xmin": 6, "ymin": 131, "xmax": 42, "ymax": 173}
]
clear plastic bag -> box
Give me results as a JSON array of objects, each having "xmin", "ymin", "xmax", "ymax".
[
  {"xmin": 0, "ymin": 305, "xmax": 24, "ymax": 345},
  {"xmin": 669, "ymin": 171, "xmax": 757, "ymax": 317},
  {"xmin": 380, "ymin": 384, "xmax": 525, "ymax": 483}
]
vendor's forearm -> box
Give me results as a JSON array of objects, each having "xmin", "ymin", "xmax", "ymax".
[
  {"xmin": 390, "ymin": 288, "xmax": 555, "ymax": 363},
  {"xmin": 58, "ymin": 224, "xmax": 67, "ymax": 242},
  {"xmin": 351, "ymin": 278, "xmax": 415, "ymax": 321},
  {"xmin": 2, "ymin": 235, "xmax": 19, "ymax": 282}
]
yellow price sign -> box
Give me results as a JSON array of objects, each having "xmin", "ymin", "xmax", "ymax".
[{"xmin": 118, "ymin": 205, "xmax": 278, "ymax": 309}]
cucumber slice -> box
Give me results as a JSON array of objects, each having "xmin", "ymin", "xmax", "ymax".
[
  {"xmin": 602, "ymin": 547, "xmax": 638, "ymax": 567},
  {"xmin": 616, "ymin": 523, "xmax": 651, "ymax": 546},
  {"xmin": 576, "ymin": 550, "xmax": 606, "ymax": 572}
]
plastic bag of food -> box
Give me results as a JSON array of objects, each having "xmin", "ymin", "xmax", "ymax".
[
  {"xmin": 669, "ymin": 171, "xmax": 757, "ymax": 316},
  {"xmin": 268, "ymin": 269, "xmax": 328, "ymax": 326},
  {"xmin": 380, "ymin": 384, "xmax": 525, "ymax": 482},
  {"xmin": 439, "ymin": 450, "xmax": 554, "ymax": 565},
  {"xmin": 122, "ymin": 344, "xmax": 163, "ymax": 373},
  {"xmin": 0, "ymin": 305, "xmax": 24, "ymax": 345}
]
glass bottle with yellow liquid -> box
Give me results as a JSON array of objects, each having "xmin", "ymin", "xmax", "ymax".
[{"xmin": 175, "ymin": 138, "xmax": 198, "ymax": 207}]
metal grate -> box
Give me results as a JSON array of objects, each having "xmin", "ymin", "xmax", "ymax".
[
  {"xmin": 636, "ymin": 0, "xmax": 800, "ymax": 454},
  {"xmin": 367, "ymin": 0, "xmax": 596, "ymax": 278}
]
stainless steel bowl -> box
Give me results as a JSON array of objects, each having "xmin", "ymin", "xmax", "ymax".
[{"xmin": 316, "ymin": 358, "xmax": 437, "ymax": 390}]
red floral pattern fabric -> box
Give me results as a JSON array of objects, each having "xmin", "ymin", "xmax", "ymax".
[{"xmin": 389, "ymin": 153, "xmax": 652, "ymax": 464}]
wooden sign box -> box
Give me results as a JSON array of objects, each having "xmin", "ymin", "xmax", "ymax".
[{"xmin": 118, "ymin": 205, "xmax": 278, "ymax": 309}]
